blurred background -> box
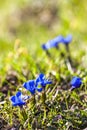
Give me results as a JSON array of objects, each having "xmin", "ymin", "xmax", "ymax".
[{"xmin": 0, "ymin": 0, "xmax": 87, "ymax": 56}]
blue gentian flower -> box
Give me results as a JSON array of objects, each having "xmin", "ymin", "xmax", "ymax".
[
  {"xmin": 36, "ymin": 73, "xmax": 52, "ymax": 87},
  {"xmin": 42, "ymin": 35, "xmax": 63, "ymax": 50},
  {"xmin": 23, "ymin": 80, "xmax": 36, "ymax": 95},
  {"xmin": 70, "ymin": 76, "xmax": 82, "ymax": 90},
  {"xmin": 23, "ymin": 80, "xmax": 43, "ymax": 94},
  {"xmin": 10, "ymin": 91, "xmax": 29, "ymax": 106},
  {"xmin": 62, "ymin": 34, "xmax": 72, "ymax": 45}
]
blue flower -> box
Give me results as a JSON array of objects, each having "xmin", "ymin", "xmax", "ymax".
[
  {"xmin": 70, "ymin": 76, "xmax": 82, "ymax": 89},
  {"xmin": 23, "ymin": 80, "xmax": 43, "ymax": 94},
  {"xmin": 36, "ymin": 73, "xmax": 52, "ymax": 87},
  {"xmin": 10, "ymin": 91, "xmax": 29, "ymax": 106},
  {"xmin": 23, "ymin": 80, "xmax": 36, "ymax": 95},
  {"xmin": 62, "ymin": 34, "xmax": 72, "ymax": 45},
  {"xmin": 42, "ymin": 35, "xmax": 63, "ymax": 50}
]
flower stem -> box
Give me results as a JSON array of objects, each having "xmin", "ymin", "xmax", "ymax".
[
  {"xmin": 46, "ymin": 50, "xmax": 52, "ymax": 58},
  {"xmin": 30, "ymin": 95, "xmax": 36, "ymax": 109},
  {"xmin": 65, "ymin": 44, "xmax": 72, "ymax": 64},
  {"xmin": 42, "ymin": 87, "xmax": 46, "ymax": 105},
  {"xmin": 20, "ymin": 107, "xmax": 27, "ymax": 121}
]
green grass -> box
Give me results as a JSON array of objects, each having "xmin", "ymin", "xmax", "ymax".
[{"xmin": 0, "ymin": 0, "xmax": 87, "ymax": 130}]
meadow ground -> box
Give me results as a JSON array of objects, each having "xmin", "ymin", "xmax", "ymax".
[{"xmin": 0, "ymin": 0, "xmax": 87, "ymax": 130}]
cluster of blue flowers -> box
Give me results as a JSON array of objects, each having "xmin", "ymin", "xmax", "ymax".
[
  {"xmin": 41, "ymin": 35, "xmax": 82, "ymax": 89},
  {"xmin": 42, "ymin": 34, "xmax": 72, "ymax": 50},
  {"xmin": 10, "ymin": 73, "xmax": 52, "ymax": 107},
  {"xmin": 10, "ymin": 75, "xmax": 82, "ymax": 107},
  {"xmin": 10, "ymin": 34, "xmax": 83, "ymax": 108}
]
